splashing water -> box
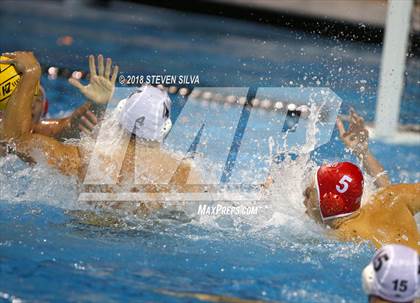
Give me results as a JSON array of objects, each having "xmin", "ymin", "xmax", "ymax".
[
  {"xmin": 0, "ymin": 96, "xmax": 379, "ymax": 247},
  {"xmin": 0, "ymin": 154, "xmax": 79, "ymax": 208},
  {"xmin": 0, "ymin": 94, "xmax": 381, "ymax": 303}
]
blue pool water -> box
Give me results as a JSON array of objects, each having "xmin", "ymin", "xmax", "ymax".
[{"xmin": 1, "ymin": 1, "xmax": 419, "ymax": 302}]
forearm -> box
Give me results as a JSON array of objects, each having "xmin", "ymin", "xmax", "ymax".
[
  {"xmin": 16, "ymin": 133, "xmax": 82, "ymax": 177},
  {"xmin": 32, "ymin": 118, "xmax": 71, "ymax": 138},
  {"xmin": 1, "ymin": 70, "xmax": 40, "ymax": 140},
  {"xmin": 35, "ymin": 101, "xmax": 101, "ymax": 140},
  {"xmin": 359, "ymin": 150, "xmax": 390, "ymax": 188}
]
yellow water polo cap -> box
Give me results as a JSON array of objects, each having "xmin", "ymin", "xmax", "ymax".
[{"xmin": 0, "ymin": 55, "xmax": 40, "ymax": 110}]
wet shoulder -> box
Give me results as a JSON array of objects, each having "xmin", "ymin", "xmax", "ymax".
[{"xmin": 366, "ymin": 184, "xmax": 412, "ymax": 209}]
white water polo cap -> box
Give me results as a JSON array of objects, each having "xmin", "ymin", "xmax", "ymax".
[
  {"xmin": 362, "ymin": 244, "xmax": 420, "ymax": 303},
  {"xmin": 118, "ymin": 85, "xmax": 172, "ymax": 142}
]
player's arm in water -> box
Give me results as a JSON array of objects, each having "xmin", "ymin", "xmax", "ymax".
[
  {"xmin": 32, "ymin": 103, "xmax": 97, "ymax": 139},
  {"xmin": 336, "ymin": 109, "xmax": 391, "ymax": 188},
  {"xmin": 32, "ymin": 54, "xmax": 117, "ymax": 139},
  {"xmin": 0, "ymin": 52, "xmax": 83, "ymax": 177}
]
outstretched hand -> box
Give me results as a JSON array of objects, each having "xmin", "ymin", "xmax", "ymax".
[
  {"xmin": 336, "ymin": 109, "xmax": 369, "ymax": 158},
  {"xmin": 68, "ymin": 54, "xmax": 118, "ymax": 104}
]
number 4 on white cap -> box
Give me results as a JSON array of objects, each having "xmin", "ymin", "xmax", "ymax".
[{"xmin": 336, "ymin": 175, "xmax": 353, "ymax": 193}]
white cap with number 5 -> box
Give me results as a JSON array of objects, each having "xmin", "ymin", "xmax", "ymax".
[{"xmin": 362, "ymin": 244, "xmax": 419, "ymax": 302}]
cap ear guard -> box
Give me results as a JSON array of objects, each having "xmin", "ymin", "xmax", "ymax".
[
  {"xmin": 417, "ymin": 257, "xmax": 420, "ymax": 298},
  {"xmin": 161, "ymin": 118, "xmax": 172, "ymax": 139},
  {"xmin": 362, "ymin": 264, "xmax": 375, "ymax": 296},
  {"xmin": 160, "ymin": 96, "xmax": 172, "ymax": 139},
  {"xmin": 319, "ymin": 192, "xmax": 348, "ymax": 221}
]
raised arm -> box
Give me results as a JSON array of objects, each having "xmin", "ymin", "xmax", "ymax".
[
  {"xmin": 0, "ymin": 52, "xmax": 83, "ymax": 177},
  {"xmin": 0, "ymin": 52, "xmax": 40, "ymax": 140},
  {"xmin": 68, "ymin": 54, "xmax": 118, "ymax": 119},
  {"xmin": 33, "ymin": 54, "xmax": 117, "ymax": 139},
  {"xmin": 336, "ymin": 109, "xmax": 391, "ymax": 188}
]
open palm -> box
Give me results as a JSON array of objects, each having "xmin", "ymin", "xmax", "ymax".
[
  {"xmin": 336, "ymin": 109, "xmax": 369, "ymax": 157},
  {"xmin": 69, "ymin": 54, "xmax": 118, "ymax": 104}
]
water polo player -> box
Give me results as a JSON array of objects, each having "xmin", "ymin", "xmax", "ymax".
[
  {"xmin": 1, "ymin": 51, "xmax": 201, "ymax": 214},
  {"xmin": 0, "ymin": 52, "xmax": 105, "ymax": 141},
  {"xmin": 0, "ymin": 53, "xmax": 47, "ymax": 123},
  {"xmin": 362, "ymin": 244, "xmax": 419, "ymax": 303},
  {"xmin": 302, "ymin": 110, "xmax": 420, "ymax": 252}
]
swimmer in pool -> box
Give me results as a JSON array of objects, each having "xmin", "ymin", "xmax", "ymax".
[
  {"xmin": 0, "ymin": 51, "xmax": 201, "ymax": 214},
  {"xmin": 0, "ymin": 76, "xmax": 47, "ymax": 130},
  {"xmin": 302, "ymin": 110, "xmax": 420, "ymax": 252},
  {"xmin": 0, "ymin": 53, "xmax": 106, "ymax": 144},
  {"xmin": 361, "ymin": 244, "xmax": 419, "ymax": 303}
]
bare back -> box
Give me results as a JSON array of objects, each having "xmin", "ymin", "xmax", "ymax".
[
  {"xmin": 337, "ymin": 184, "xmax": 420, "ymax": 253},
  {"xmin": 78, "ymin": 139, "xmax": 203, "ymax": 215}
]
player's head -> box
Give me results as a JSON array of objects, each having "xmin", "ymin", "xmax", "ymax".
[
  {"xmin": 303, "ymin": 162, "xmax": 364, "ymax": 225},
  {"xmin": 118, "ymin": 85, "xmax": 172, "ymax": 143},
  {"xmin": 0, "ymin": 55, "xmax": 21, "ymax": 110},
  {"xmin": 362, "ymin": 244, "xmax": 419, "ymax": 303},
  {"xmin": 0, "ymin": 55, "xmax": 47, "ymax": 122}
]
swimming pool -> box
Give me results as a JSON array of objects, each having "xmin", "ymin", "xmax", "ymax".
[{"xmin": 1, "ymin": 1, "xmax": 419, "ymax": 302}]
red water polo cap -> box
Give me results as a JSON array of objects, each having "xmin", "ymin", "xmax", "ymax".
[{"xmin": 316, "ymin": 162, "xmax": 364, "ymax": 220}]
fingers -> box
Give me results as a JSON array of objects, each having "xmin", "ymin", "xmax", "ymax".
[
  {"xmin": 0, "ymin": 59, "xmax": 14, "ymax": 64},
  {"xmin": 68, "ymin": 77, "xmax": 85, "ymax": 91},
  {"xmin": 89, "ymin": 55, "xmax": 97, "ymax": 77},
  {"xmin": 336, "ymin": 117, "xmax": 346, "ymax": 138},
  {"xmin": 79, "ymin": 123, "xmax": 92, "ymax": 135},
  {"xmin": 70, "ymin": 103, "xmax": 91, "ymax": 122},
  {"xmin": 98, "ymin": 54, "xmax": 104, "ymax": 77},
  {"xmin": 79, "ymin": 110, "xmax": 98, "ymax": 134},
  {"xmin": 85, "ymin": 110, "xmax": 98, "ymax": 125},
  {"xmin": 355, "ymin": 112, "xmax": 365, "ymax": 126},
  {"xmin": 350, "ymin": 109, "xmax": 358, "ymax": 123},
  {"xmin": 339, "ymin": 114, "xmax": 350, "ymax": 122},
  {"xmin": 350, "ymin": 108, "xmax": 363, "ymax": 124},
  {"xmin": 111, "ymin": 65, "xmax": 119, "ymax": 84},
  {"xmin": 349, "ymin": 109, "xmax": 366, "ymax": 129},
  {"xmin": 105, "ymin": 57, "xmax": 112, "ymax": 79},
  {"xmin": 88, "ymin": 54, "xmax": 117, "ymax": 83},
  {"xmin": 1, "ymin": 52, "xmax": 16, "ymax": 59},
  {"xmin": 80, "ymin": 116, "xmax": 96, "ymax": 131}
]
